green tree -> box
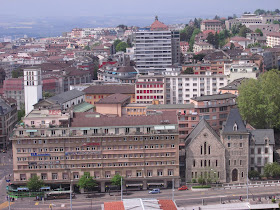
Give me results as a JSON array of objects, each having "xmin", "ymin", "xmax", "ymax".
[
  {"xmin": 237, "ymin": 70, "xmax": 280, "ymax": 129},
  {"xmin": 12, "ymin": 68, "xmax": 23, "ymax": 78},
  {"xmin": 193, "ymin": 54, "xmax": 206, "ymax": 62},
  {"xmin": 230, "ymin": 42, "xmax": 235, "ymax": 49},
  {"xmin": 254, "ymin": 9, "xmax": 266, "ymax": 15},
  {"xmin": 117, "ymin": 25, "xmax": 128, "ymax": 30},
  {"xmin": 113, "ymin": 39, "xmax": 122, "ymax": 48},
  {"xmin": 43, "ymin": 91, "xmax": 55, "ymax": 99},
  {"xmin": 248, "ymin": 170, "xmax": 260, "ymax": 179},
  {"xmin": 198, "ymin": 176, "xmax": 205, "ymax": 185},
  {"xmin": 231, "ymin": 24, "xmax": 242, "ymax": 36},
  {"xmin": 189, "ymin": 28, "xmax": 201, "ymax": 52},
  {"xmin": 180, "ymin": 26, "xmax": 195, "ymax": 42},
  {"xmin": 183, "ymin": 67, "xmax": 194, "ymax": 74},
  {"xmin": 264, "ymin": 162, "xmax": 280, "ymax": 178},
  {"xmin": 255, "ymin": 28, "xmax": 263, "ymax": 36},
  {"xmin": 273, "ymin": 20, "xmax": 280, "ymax": 25},
  {"xmin": 116, "ymin": 42, "xmax": 129, "ymax": 52},
  {"xmin": 27, "ymin": 175, "xmax": 44, "ymax": 192},
  {"xmin": 77, "ymin": 172, "xmax": 97, "ymax": 192},
  {"xmin": 110, "ymin": 174, "xmax": 123, "ymax": 187},
  {"xmin": 18, "ymin": 107, "xmax": 25, "ymax": 122},
  {"xmin": 238, "ymin": 25, "xmax": 251, "ymax": 37},
  {"xmin": 84, "ymin": 45, "xmax": 90, "ymax": 51}
]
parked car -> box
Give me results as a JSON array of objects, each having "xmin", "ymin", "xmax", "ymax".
[
  {"xmin": 178, "ymin": 185, "xmax": 188, "ymax": 191},
  {"xmin": 149, "ymin": 188, "xmax": 160, "ymax": 194}
]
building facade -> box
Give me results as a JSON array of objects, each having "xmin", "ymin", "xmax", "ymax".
[
  {"xmin": 11, "ymin": 109, "xmax": 180, "ymax": 191},
  {"xmin": 200, "ymin": 20, "xmax": 222, "ymax": 32}
]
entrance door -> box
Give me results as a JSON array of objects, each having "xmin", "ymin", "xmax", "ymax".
[{"xmin": 232, "ymin": 169, "xmax": 238, "ymax": 182}]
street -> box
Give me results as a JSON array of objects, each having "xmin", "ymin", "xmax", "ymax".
[{"xmin": 2, "ymin": 185, "xmax": 280, "ymax": 209}]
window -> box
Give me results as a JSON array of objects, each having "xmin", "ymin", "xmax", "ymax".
[
  {"xmin": 168, "ymin": 169, "xmax": 174, "ymax": 176},
  {"xmin": 227, "ymin": 136, "xmax": 230, "ymax": 140},
  {"xmin": 240, "ymin": 143, "xmax": 243, "ymax": 148},
  {"xmin": 136, "ymin": 171, "xmax": 142, "ymax": 177},
  {"xmin": 204, "ymin": 160, "xmax": 207, "ymax": 167},
  {"xmin": 216, "ymin": 160, "xmax": 218, "ymax": 167},
  {"xmin": 52, "ymin": 173, "xmax": 58, "ymax": 180},
  {"xmin": 240, "ymin": 160, "xmax": 242, "ymax": 165},
  {"xmin": 258, "ymin": 148, "xmax": 261, "ymax": 154},
  {"xmin": 193, "ymin": 160, "xmax": 195, "ymax": 167},
  {"xmin": 251, "ymin": 148, "xmax": 254, "ymax": 154},
  {"xmin": 147, "ymin": 171, "xmax": 152, "ymax": 177},
  {"xmin": 208, "ymin": 146, "xmax": 211, "ymax": 155},
  {"xmin": 265, "ymin": 148, "xmax": 268, "ymax": 154},
  {"xmin": 83, "ymin": 130, "xmax": 87, "ymax": 135},
  {"xmin": 229, "ymin": 160, "xmax": 231, "ymax": 166},
  {"xmin": 240, "ymin": 135, "xmax": 243, "ymax": 139},
  {"xmin": 204, "ymin": 142, "xmax": 207, "ymax": 155},
  {"xmin": 200, "ymin": 146, "xmax": 203, "ymax": 155},
  {"xmin": 125, "ymin": 128, "xmax": 130, "ymax": 133},
  {"xmin": 157, "ymin": 170, "xmax": 163, "ymax": 176},
  {"xmin": 31, "ymin": 121, "xmax": 34, "ymax": 125},
  {"xmin": 228, "ymin": 143, "xmax": 231, "ymax": 148}
]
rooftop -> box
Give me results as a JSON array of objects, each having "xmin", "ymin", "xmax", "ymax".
[
  {"xmin": 222, "ymin": 108, "xmax": 248, "ymax": 134},
  {"xmin": 147, "ymin": 104, "xmax": 194, "ymax": 110},
  {"xmin": 73, "ymin": 102, "xmax": 94, "ymax": 113},
  {"xmin": 219, "ymin": 78, "xmax": 248, "ymax": 90},
  {"xmin": 48, "ymin": 89, "xmax": 85, "ymax": 104},
  {"xmin": 84, "ymin": 84, "xmax": 135, "ymax": 94},
  {"xmin": 191, "ymin": 93, "xmax": 237, "ymax": 102},
  {"xmin": 95, "ymin": 94, "xmax": 130, "ymax": 104},
  {"xmin": 71, "ymin": 111, "xmax": 178, "ymax": 128}
]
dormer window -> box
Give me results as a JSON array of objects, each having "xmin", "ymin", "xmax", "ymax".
[
  {"xmin": 264, "ymin": 138, "xmax": 269, "ymax": 145},
  {"xmin": 233, "ymin": 123, "xmax": 238, "ymax": 131}
]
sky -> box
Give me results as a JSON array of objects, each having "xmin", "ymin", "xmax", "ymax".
[{"xmin": 1, "ymin": 0, "xmax": 279, "ymax": 20}]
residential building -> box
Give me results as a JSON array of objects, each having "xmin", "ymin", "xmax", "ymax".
[
  {"xmin": 193, "ymin": 43, "xmax": 214, "ymax": 53},
  {"xmin": 11, "ymin": 108, "xmax": 180, "ymax": 191},
  {"xmin": 97, "ymin": 66, "xmax": 138, "ymax": 84},
  {"xmin": 3, "ymin": 78, "xmax": 24, "ymax": 110},
  {"xmin": 200, "ymin": 20, "xmax": 222, "ymax": 32},
  {"xmin": 134, "ymin": 17, "xmax": 180, "ymax": 74},
  {"xmin": 224, "ymin": 63, "xmax": 260, "ymax": 82},
  {"xmin": 219, "ymin": 78, "xmax": 248, "ymax": 95},
  {"xmin": 230, "ymin": 37, "xmax": 253, "ymax": 49},
  {"xmin": 135, "ymin": 75, "xmax": 165, "ymax": 104},
  {"xmin": 0, "ymin": 98, "xmax": 17, "ymax": 149},
  {"xmin": 83, "ymin": 84, "xmax": 135, "ymax": 104},
  {"xmin": 164, "ymin": 70, "xmax": 227, "ymax": 104},
  {"xmin": 266, "ymin": 32, "xmax": 280, "ymax": 48}
]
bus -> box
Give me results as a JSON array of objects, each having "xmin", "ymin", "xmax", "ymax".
[{"xmin": 45, "ymin": 190, "xmax": 75, "ymax": 200}]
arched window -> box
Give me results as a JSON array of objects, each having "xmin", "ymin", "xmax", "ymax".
[
  {"xmin": 208, "ymin": 160, "xmax": 211, "ymax": 166},
  {"xmin": 204, "ymin": 142, "xmax": 207, "ymax": 155},
  {"xmin": 201, "ymin": 160, "xmax": 203, "ymax": 167},
  {"xmin": 216, "ymin": 160, "xmax": 218, "ymax": 166},
  {"xmin": 208, "ymin": 145, "xmax": 211, "ymax": 155},
  {"xmin": 201, "ymin": 146, "xmax": 203, "ymax": 155},
  {"xmin": 193, "ymin": 160, "xmax": 195, "ymax": 167},
  {"xmin": 204, "ymin": 160, "xmax": 207, "ymax": 167}
]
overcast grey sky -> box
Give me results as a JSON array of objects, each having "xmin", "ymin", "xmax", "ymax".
[{"xmin": 1, "ymin": 0, "xmax": 279, "ymax": 19}]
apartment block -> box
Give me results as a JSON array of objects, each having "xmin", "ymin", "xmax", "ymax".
[
  {"xmin": 11, "ymin": 109, "xmax": 180, "ymax": 191},
  {"xmin": 266, "ymin": 32, "xmax": 280, "ymax": 48},
  {"xmin": 165, "ymin": 71, "xmax": 228, "ymax": 104},
  {"xmin": 135, "ymin": 75, "xmax": 165, "ymax": 104}
]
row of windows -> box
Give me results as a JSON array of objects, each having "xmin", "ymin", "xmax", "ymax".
[
  {"xmin": 24, "ymin": 161, "xmax": 176, "ymax": 170},
  {"xmin": 16, "ymin": 135, "xmax": 175, "ymax": 145},
  {"xmin": 192, "ymin": 171, "xmax": 220, "ymax": 179},
  {"xmin": 193, "ymin": 159, "xmax": 219, "ymax": 167},
  {"xmin": 16, "ymin": 144, "xmax": 176, "ymax": 153}
]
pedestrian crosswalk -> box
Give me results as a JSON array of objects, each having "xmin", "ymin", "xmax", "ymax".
[{"xmin": 0, "ymin": 201, "xmax": 14, "ymax": 209}]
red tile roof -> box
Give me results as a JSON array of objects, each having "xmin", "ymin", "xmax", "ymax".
[
  {"xmin": 230, "ymin": 36, "xmax": 250, "ymax": 42},
  {"xmin": 104, "ymin": 201, "xmax": 125, "ymax": 210},
  {"xmin": 202, "ymin": 19, "xmax": 221, "ymax": 24},
  {"xmin": 267, "ymin": 32, "xmax": 280, "ymax": 38},
  {"xmin": 151, "ymin": 20, "xmax": 168, "ymax": 31},
  {"xmin": 95, "ymin": 93, "xmax": 130, "ymax": 104},
  {"xmin": 158, "ymin": 200, "xmax": 177, "ymax": 210}
]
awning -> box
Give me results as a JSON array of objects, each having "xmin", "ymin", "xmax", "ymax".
[
  {"xmin": 26, "ymin": 130, "xmax": 38, "ymax": 132},
  {"xmin": 165, "ymin": 125, "xmax": 175, "ymax": 130},
  {"xmin": 154, "ymin": 126, "xmax": 165, "ymax": 130},
  {"xmin": 80, "ymin": 128, "xmax": 90, "ymax": 130},
  {"xmin": 40, "ymin": 186, "xmax": 50, "ymax": 190},
  {"xmin": 17, "ymin": 187, "xmax": 29, "ymax": 191}
]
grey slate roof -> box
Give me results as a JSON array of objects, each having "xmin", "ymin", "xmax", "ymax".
[
  {"xmin": 48, "ymin": 89, "xmax": 85, "ymax": 104},
  {"xmin": 222, "ymin": 108, "xmax": 248, "ymax": 134},
  {"xmin": 185, "ymin": 118, "xmax": 220, "ymax": 146},
  {"xmin": 219, "ymin": 78, "xmax": 248, "ymax": 90},
  {"xmin": 191, "ymin": 93, "xmax": 236, "ymax": 102},
  {"xmin": 250, "ymin": 129, "xmax": 275, "ymax": 145},
  {"xmin": 0, "ymin": 98, "xmax": 13, "ymax": 116}
]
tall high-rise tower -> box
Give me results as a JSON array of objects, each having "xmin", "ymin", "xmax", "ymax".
[
  {"xmin": 134, "ymin": 17, "xmax": 180, "ymax": 74},
  {"xmin": 24, "ymin": 67, "xmax": 42, "ymax": 115}
]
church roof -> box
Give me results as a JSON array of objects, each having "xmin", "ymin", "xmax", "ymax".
[
  {"xmin": 185, "ymin": 118, "xmax": 220, "ymax": 146},
  {"xmin": 222, "ymin": 108, "xmax": 248, "ymax": 134}
]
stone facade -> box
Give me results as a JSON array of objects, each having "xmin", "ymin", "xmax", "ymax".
[{"xmin": 185, "ymin": 120, "xmax": 226, "ymax": 183}]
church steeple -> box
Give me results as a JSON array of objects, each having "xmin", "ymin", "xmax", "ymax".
[{"xmin": 155, "ymin": 15, "xmax": 158, "ymax": 21}]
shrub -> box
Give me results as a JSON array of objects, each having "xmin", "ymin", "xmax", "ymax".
[
  {"xmin": 192, "ymin": 178, "xmax": 197, "ymax": 183},
  {"xmin": 192, "ymin": 185, "xmax": 211, "ymax": 189},
  {"xmin": 198, "ymin": 177, "xmax": 205, "ymax": 185},
  {"xmin": 272, "ymin": 198, "xmax": 276, "ymax": 203}
]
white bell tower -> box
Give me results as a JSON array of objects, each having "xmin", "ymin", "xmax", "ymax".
[{"xmin": 24, "ymin": 67, "xmax": 42, "ymax": 115}]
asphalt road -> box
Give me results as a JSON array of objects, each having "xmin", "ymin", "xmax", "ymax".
[
  {"xmin": 3, "ymin": 185, "xmax": 280, "ymax": 209},
  {"xmin": 0, "ymin": 148, "xmax": 13, "ymax": 204}
]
